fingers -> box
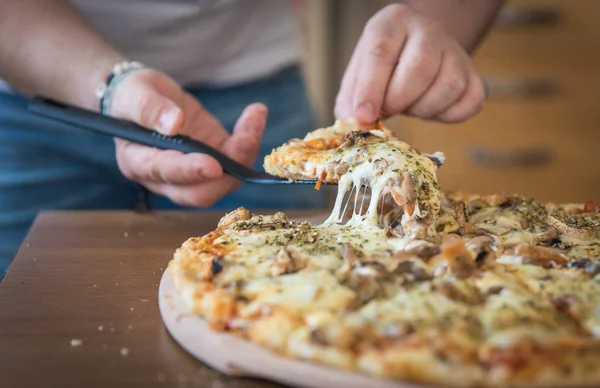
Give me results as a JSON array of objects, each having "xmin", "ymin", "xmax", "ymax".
[
  {"xmin": 381, "ymin": 19, "xmax": 443, "ymax": 117},
  {"xmin": 107, "ymin": 66, "xmax": 270, "ymax": 208},
  {"xmin": 338, "ymin": 3, "xmax": 487, "ymax": 124},
  {"xmin": 435, "ymin": 62, "xmax": 486, "ymax": 123},
  {"xmin": 111, "ymin": 81, "xmax": 184, "ymax": 136},
  {"xmin": 115, "ymin": 139, "xmax": 223, "ymax": 185},
  {"xmin": 109, "ymin": 66, "xmax": 270, "ymax": 207},
  {"xmin": 160, "ymin": 104, "xmax": 268, "ymax": 207},
  {"xmin": 334, "ymin": 45, "xmax": 361, "ymax": 121},
  {"xmin": 115, "ymin": 102, "xmax": 268, "ymax": 208},
  {"xmin": 405, "ymin": 48, "xmax": 469, "ymax": 119},
  {"xmin": 109, "ymin": 70, "xmax": 231, "ymax": 145},
  {"xmin": 177, "ymin": 94, "xmax": 230, "ymax": 149},
  {"xmin": 348, "ymin": 6, "xmax": 408, "ymax": 124}
]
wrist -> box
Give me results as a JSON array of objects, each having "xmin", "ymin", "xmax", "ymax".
[
  {"xmin": 81, "ymin": 55, "xmax": 128, "ymax": 111},
  {"xmin": 95, "ymin": 61, "xmax": 147, "ymax": 115}
]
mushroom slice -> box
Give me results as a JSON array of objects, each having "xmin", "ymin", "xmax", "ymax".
[
  {"xmin": 373, "ymin": 159, "xmax": 389, "ymax": 176},
  {"xmin": 334, "ymin": 162, "xmax": 350, "ymax": 175},
  {"xmin": 336, "ymin": 243, "xmax": 361, "ymax": 279},
  {"xmin": 510, "ymin": 244, "xmax": 570, "ymax": 268},
  {"xmin": 343, "ymin": 266, "xmax": 388, "ymax": 307},
  {"xmin": 453, "ymin": 200, "xmax": 467, "ymax": 228},
  {"xmin": 346, "ymin": 130, "xmax": 385, "ymax": 146},
  {"xmin": 270, "ymin": 248, "xmax": 308, "ymax": 277},
  {"xmin": 440, "ymin": 239, "xmax": 477, "ymax": 279},
  {"xmin": 339, "ymin": 138, "xmax": 354, "ymax": 149},
  {"xmin": 465, "ymin": 236, "xmax": 496, "ymax": 265},
  {"xmin": 402, "ymin": 240, "xmax": 440, "ymax": 260},
  {"xmin": 388, "ymin": 175, "xmax": 418, "ymax": 209},
  {"xmin": 354, "ymin": 261, "xmax": 390, "ymax": 279},
  {"xmin": 392, "ymin": 260, "xmax": 432, "ymax": 282},
  {"xmin": 324, "ymin": 161, "xmax": 350, "ymax": 181},
  {"xmin": 383, "ymin": 207, "xmax": 404, "ymax": 229},
  {"xmin": 368, "ymin": 129, "xmax": 388, "ymax": 140},
  {"xmin": 336, "ymin": 244, "xmax": 391, "ymax": 306},
  {"xmin": 344, "ymin": 273, "xmax": 383, "ymax": 308},
  {"xmin": 452, "ymin": 200, "xmax": 481, "ymax": 235},
  {"xmin": 218, "ymin": 207, "xmax": 252, "ymax": 229},
  {"xmin": 436, "ymin": 281, "xmax": 485, "ymax": 305},
  {"xmin": 389, "ymin": 186, "xmax": 408, "ymax": 207},
  {"xmin": 401, "ymin": 174, "xmax": 418, "ymax": 202},
  {"xmin": 466, "ymin": 235, "xmax": 494, "ymax": 248},
  {"xmin": 547, "ymin": 212, "xmax": 599, "ymax": 241},
  {"xmin": 531, "ymin": 227, "xmax": 559, "ymax": 245}
]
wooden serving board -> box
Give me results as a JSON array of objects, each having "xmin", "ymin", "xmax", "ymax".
[{"xmin": 158, "ymin": 270, "xmax": 422, "ymax": 388}]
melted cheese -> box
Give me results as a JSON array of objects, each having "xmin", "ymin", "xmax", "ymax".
[
  {"xmin": 242, "ymin": 270, "xmax": 356, "ymax": 315},
  {"xmin": 323, "ymin": 140, "xmax": 442, "ymax": 238}
]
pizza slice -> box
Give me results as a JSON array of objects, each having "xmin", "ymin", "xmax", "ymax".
[{"xmin": 264, "ymin": 119, "xmax": 445, "ymax": 238}]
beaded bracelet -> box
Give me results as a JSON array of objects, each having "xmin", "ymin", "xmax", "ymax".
[{"xmin": 95, "ymin": 61, "xmax": 147, "ymax": 115}]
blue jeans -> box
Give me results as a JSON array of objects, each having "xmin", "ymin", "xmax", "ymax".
[{"xmin": 0, "ymin": 66, "xmax": 323, "ymax": 274}]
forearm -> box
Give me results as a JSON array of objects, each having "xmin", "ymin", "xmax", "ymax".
[
  {"xmin": 0, "ymin": 0, "xmax": 126, "ymax": 110},
  {"xmin": 399, "ymin": 0, "xmax": 505, "ymax": 53}
]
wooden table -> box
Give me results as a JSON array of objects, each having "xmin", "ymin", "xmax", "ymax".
[{"xmin": 0, "ymin": 210, "xmax": 319, "ymax": 388}]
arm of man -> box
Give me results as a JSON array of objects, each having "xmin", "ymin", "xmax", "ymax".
[
  {"xmin": 0, "ymin": 0, "xmax": 267, "ymax": 207},
  {"xmin": 0, "ymin": 0, "xmax": 124, "ymax": 110},
  {"xmin": 400, "ymin": 0, "xmax": 505, "ymax": 53},
  {"xmin": 336, "ymin": 0, "xmax": 505, "ymax": 124}
]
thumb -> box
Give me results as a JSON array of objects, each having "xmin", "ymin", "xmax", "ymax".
[
  {"xmin": 111, "ymin": 84, "xmax": 185, "ymax": 136},
  {"xmin": 221, "ymin": 104, "xmax": 268, "ymax": 166}
]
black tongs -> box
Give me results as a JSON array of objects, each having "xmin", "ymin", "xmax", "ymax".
[
  {"xmin": 27, "ymin": 97, "xmax": 442, "ymax": 185},
  {"xmin": 27, "ymin": 97, "xmax": 317, "ymax": 185}
]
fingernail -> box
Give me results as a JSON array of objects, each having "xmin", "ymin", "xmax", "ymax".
[
  {"xmin": 197, "ymin": 163, "xmax": 221, "ymax": 179},
  {"xmin": 356, "ymin": 102, "xmax": 375, "ymax": 122},
  {"xmin": 158, "ymin": 108, "xmax": 180, "ymax": 134}
]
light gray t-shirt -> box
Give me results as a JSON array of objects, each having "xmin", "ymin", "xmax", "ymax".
[{"xmin": 1, "ymin": 0, "xmax": 302, "ymax": 91}]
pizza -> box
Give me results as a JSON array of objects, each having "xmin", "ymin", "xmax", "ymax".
[
  {"xmin": 168, "ymin": 119, "xmax": 600, "ymax": 387},
  {"xmin": 264, "ymin": 119, "xmax": 445, "ymax": 238}
]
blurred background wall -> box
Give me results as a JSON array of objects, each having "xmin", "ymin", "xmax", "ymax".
[{"xmin": 297, "ymin": 0, "xmax": 600, "ymax": 204}]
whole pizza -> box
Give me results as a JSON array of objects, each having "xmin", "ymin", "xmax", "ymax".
[{"xmin": 168, "ymin": 119, "xmax": 600, "ymax": 387}]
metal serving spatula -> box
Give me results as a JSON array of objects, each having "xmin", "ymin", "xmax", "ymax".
[{"xmin": 27, "ymin": 97, "xmax": 442, "ymax": 185}]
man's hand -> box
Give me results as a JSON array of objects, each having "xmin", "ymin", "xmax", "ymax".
[
  {"xmin": 335, "ymin": 3, "xmax": 487, "ymax": 124},
  {"xmin": 110, "ymin": 69, "xmax": 267, "ymax": 207},
  {"xmin": 0, "ymin": 0, "xmax": 267, "ymax": 208}
]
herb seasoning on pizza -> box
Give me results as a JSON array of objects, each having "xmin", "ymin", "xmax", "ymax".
[{"xmin": 169, "ymin": 119, "xmax": 600, "ymax": 388}]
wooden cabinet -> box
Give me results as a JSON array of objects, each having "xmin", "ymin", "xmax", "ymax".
[{"xmin": 388, "ymin": 0, "xmax": 600, "ymax": 203}]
